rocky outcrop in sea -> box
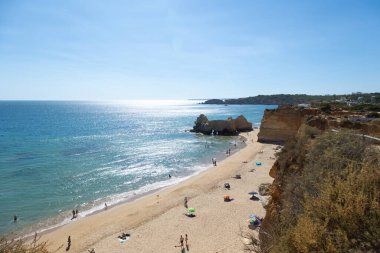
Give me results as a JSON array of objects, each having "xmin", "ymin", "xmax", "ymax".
[{"xmin": 191, "ymin": 114, "xmax": 252, "ymax": 135}]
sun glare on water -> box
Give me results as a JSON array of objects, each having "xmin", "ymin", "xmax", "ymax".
[{"xmin": 113, "ymin": 99, "xmax": 204, "ymax": 107}]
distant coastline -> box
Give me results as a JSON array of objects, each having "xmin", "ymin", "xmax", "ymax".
[{"xmin": 203, "ymin": 92, "xmax": 380, "ymax": 105}]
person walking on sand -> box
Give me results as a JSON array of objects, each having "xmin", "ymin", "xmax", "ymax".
[
  {"xmin": 184, "ymin": 197, "xmax": 188, "ymax": 208},
  {"xmin": 185, "ymin": 234, "xmax": 189, "ymax": 250},
  {"xmin": 66, "ymin": 236, "xmax": 71, "ymax": 251},
  {"xmin": 72, "ymin": 210, "xmax": 75, "ymax": 219},
  {"xmin": 180, "ymin": 235, "xmax": 184, "ymax": 249},
  {"xmin": 174, "ymin": 235, "xmax": 184, "ymax": 249}
]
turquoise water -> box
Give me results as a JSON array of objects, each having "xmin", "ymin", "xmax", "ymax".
[{"xmin": 0, "ymin": 100, "xmax": 276, "ymax": 235}]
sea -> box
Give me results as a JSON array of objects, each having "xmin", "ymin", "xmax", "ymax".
[{"xmin": 0, "ymin": 100, "xmax": 276, "ymax": 236}]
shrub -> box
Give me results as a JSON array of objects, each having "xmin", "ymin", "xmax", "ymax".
[
  {"xmin": 259, "ymin": 130, "xmax": 380, "ymax": 253},
  {"xmin": 0, "ymin": 234, "xmax": 53, "ymax": 253},
  {"xmin": 366, "ymin": 112, "xmax": 379, "ymax": 118}
]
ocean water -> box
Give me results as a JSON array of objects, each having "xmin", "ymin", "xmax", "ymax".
[{"xmin": 0, "ymin": 100, "xmax": 276, "ymax": 235}]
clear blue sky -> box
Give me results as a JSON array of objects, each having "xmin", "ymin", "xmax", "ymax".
[{"xmin": 0, "ymin": 0, "xmax": 379, "ymax": 100}]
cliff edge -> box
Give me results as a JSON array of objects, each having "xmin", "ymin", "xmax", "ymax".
[
  {"xmin": 258, "ymin": 105, "xmax": 380, "ymax": 144},
  {"xmin": 255, "ymin": 105, "xmax": 380, "ymax": 252},
  {"xmin": 257, "ymin": 105, "xmax": 319, "ymax": 143}
]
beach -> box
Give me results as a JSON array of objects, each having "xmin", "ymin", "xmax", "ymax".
[{"xmin": 40, "ymin": 130, "xmax": 276, "ymax": 253}]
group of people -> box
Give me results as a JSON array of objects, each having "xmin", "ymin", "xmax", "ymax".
[
  {"xmin": 118, "ymin": 232, "xmax": 131, "ymax": 240},
  {"xmin": 71, "ymin": 209, "xmax": 79, "ymax": 219},
  {"xmin": 175, "ymin": 234, "xmax": 189, "ymax": 251}
]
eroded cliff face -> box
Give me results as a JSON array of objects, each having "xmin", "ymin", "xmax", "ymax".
[
  {"xmin": 258, "ymin": 106, "xmax": 380, "ymax": 252},
  {"xmin": 257, "ymin": 105, "xmax": 319, "ymax": 143},
  {"xmin": 260, "ymin": 110, "xmax": 379, "ymax": 230},
  {"xmin": 259, "ymin": 125, "xmax": 380, "ymax": 252},
  {"xmin": 258, "ymin": 105, "xmax": 380, "ymax": 143}
]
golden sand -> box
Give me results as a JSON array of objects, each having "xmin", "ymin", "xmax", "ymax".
[{"xmin": 41, "ymin": 131, "xmax": 276, "ymax": 253}]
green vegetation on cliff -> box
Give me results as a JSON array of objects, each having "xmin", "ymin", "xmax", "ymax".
[
  {"xmin": 204, "ymin": 93, "xmax": 380, "ymax": 106},
  {"xmin": 258, "ymin": 129, "xmax": 380, "ymax": 253},
  {"xmin": 0, "ymin": 235, "xmax": 52, "ymax": 253}
]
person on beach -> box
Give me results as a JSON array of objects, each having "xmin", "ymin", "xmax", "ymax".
[
  {"xmin": 72, "ymin": 210, "xmax": 75, "ymax": 219},
  {"xmin": 185, "ymin": 234, "xmax": 189, "ymax": 250},
  {"xmin": 212, "ymin": 158, "xmax": 217, "ymax": 166},
  {"xmin": 169, "ymin": 174, "xmax": 172, "ymax": 179},
  {"xmin": 13, "ymin": 215, "xmax": 17, "ymax": 223},
  {"xmin": 174, "ymin": 235, "xmax": 184, "ymax": 249},
  {"xmin": 104, "ymin": 203, "xmax": 108, "ymax": 210},
  {"xmin": 184, "ymin": 197, "xmax": 188, "ymax": 208},
  {"xmin": 66, "ymin": 236, "xmax": 71, "ymax": 251},
  {"xmin": 180, "ymin": 235, "xmax": 184, "ymax": 249},
  {"xmin": 75, "ymin": 209, "xmax": 79, "ymax": 216}
]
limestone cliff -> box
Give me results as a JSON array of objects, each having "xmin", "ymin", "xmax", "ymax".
[
  {"xmin": 258, "ymin": 106, "xmax": 380, "ymax": 252},
  {"xmin": 257, "ymin": 105, "xmax": 319, "ymax": 143},
  {"xmin": 191, "ymin": 114, "xmax": 252, "ymax": 135},
  {"xmin": 259, "ymin": 125, "xmax": 380, "ymax": 252},
  {"xmin": 258, "ymin": 105, "xmax": 380, "ymax": 143}
]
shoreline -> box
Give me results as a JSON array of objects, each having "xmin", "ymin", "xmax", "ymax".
[
  {"xmin": 12, "ymin": 135, "xmax": 246, "ymax": 240},
  {"xmin": 39, "ymin": 130, "xmax": 276, "ymax": 252}
]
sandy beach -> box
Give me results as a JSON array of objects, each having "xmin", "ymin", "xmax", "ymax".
[{"xmin": 40, "ymin": 131, "xmax": 276, "ymax": 253}]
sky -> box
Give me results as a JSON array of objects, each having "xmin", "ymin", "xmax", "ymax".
[{"xmin": 0, "ymin": 0, "xmax": 379, "ymax": 100}]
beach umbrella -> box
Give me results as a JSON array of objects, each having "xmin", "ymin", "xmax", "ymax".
[
  {"xmin": 256, "ymin": 161, "xmax": 262, "ymax": 166},
  {"xmin": 188, "ymin": 207, "xmax": 196, "ymax": 213},
  {"xmin": 248, "ymin": 214, "xmax": 259, "ymax": 224},
  {"xmin": 248, "ymin": 191, "xmax": 258, "ymax": 195}
]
